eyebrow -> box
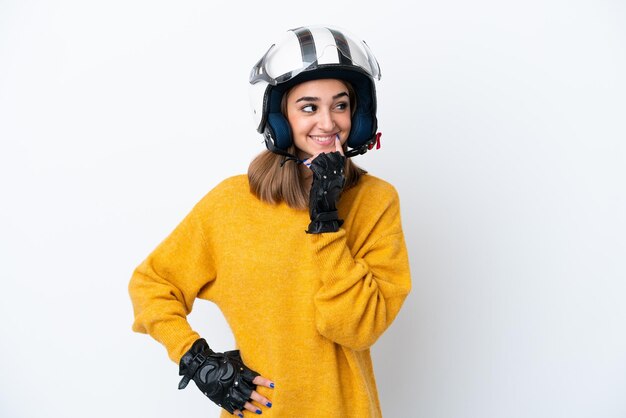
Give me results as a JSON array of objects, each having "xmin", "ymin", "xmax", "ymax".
[{"xmin": 295, "ymin": 91, "xmax": 349, "ymax": 103}]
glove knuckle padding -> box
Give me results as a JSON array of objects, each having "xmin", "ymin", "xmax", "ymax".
[
  {"xmin": 307, "ymin": 152, "xmax": 346, "ymax": 234},
  {"xmin": 179, "ymin": 339, "xmax": 259, "ymax": 413}
]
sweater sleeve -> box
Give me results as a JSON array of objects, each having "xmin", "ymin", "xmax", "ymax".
[
  {"xmin": 128, "ymin": 199, "xmax": 216, "ymax": 363},
  {"xmin": 310, "ymin": 188, "xmax": 412, "ymax": 351}
]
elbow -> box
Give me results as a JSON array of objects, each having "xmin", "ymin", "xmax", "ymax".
[{"xmin": 315, "ymin": 312, "xmax": 385, "ymax": 351}]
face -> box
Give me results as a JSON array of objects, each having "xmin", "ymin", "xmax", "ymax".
[{"xmin": 285, "ymin": 78, "xmax": 351, "ymax": 159}]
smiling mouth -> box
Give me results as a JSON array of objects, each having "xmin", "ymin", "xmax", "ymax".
[{"xmin": 310, "ymin": 134, "xmax": 337, "ymax": 144}]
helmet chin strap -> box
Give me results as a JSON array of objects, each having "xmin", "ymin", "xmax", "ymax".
[
  {"xmin": 264, "ymin": 131, "xmax": 381, "ymax": 166},
  {"xmin": 343, "ymin": 132, "xmax": 381, "ymax": 158},
  {"xmin": 263, "ymin": 134, "xmax": 303, "ymax": 167}
]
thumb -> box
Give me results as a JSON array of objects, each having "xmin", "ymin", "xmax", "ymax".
[{"xmin": 335, "ymin": 134, "xmax": 345, "ymax": 156}]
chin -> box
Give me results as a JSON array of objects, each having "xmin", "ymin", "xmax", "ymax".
[{"xmin": 311, "ymin": 143, "xmax": 335, "ymax": 153}]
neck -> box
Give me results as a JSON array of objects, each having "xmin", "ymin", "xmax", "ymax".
[{"xmin": 299, "ymin": 163, "xmax": 313, "ymax": 190}]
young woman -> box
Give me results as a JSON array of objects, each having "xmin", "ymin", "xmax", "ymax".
[{"xmin": 129, "ymin": 25, "xmax": 411, "ymax": 417}]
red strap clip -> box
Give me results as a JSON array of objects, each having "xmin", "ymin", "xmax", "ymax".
[{"xmin": 368, "ymin": 132, "xmax": 382, "ymax": 150}]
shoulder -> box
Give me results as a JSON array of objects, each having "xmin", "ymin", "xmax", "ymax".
[
  {"xmin": 345, "ymin": 173, "xmax": 400, "ymax": 210},
  {"xmin": 354, "ymin": 174, "xmax": 398, "ymax": 197},
  {"xmin": 193, "ymin": 174, "xmax": 251, "ymax": 211},
  {"xmin": 341, "ymin": 174, "xmax": 405, "ymax": 245},
  {"xmin": 209, "ymin": 174, "xmax": 250, "ymax": 196},
  {"xmin": 342, "ymin": 173, "xmax": 402, "ymax": 225}
]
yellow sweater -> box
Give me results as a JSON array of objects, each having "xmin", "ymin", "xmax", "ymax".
[{"xmin": 129, "ymin": 174, "xmax": 411, "ymax": 417}]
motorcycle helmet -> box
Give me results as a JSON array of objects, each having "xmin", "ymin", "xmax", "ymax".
[{"xmin": 249, "ymin": 25, "xmax": 381, "ymax": 159}]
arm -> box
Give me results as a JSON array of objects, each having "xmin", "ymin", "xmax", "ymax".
[
  {"xmin": 128, "ymin": 200, "xmax": 215, "ymax": 363},
  {"xmin": 310, "ymin": 191, "xmax": 412, "ymax": 351},
  {"xmin": 128, "ymin": 198, "xmax": 275, "ymax": 415}
]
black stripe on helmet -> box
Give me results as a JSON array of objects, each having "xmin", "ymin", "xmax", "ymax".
[
  {"xmin": 292, "ymin": 27, "xmax": 317, "ymax": 65},
  {"xmin": 328, "ymin": 28, "xmax": 352, "ymax": 65}
]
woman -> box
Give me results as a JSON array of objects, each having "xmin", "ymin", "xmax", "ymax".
[{"xmin": 129, "ymin": 25, "xmax": 411, "ymax": 417}]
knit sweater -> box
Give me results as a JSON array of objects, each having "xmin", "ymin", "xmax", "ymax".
[{"xmin": 128, "ymin": 173, "xmax": 412, "ymax": 417}]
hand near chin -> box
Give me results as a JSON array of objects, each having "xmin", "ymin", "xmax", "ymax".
[{"xmin": 304, "ymin": 136, "xmax": 346, "ymax": 234}]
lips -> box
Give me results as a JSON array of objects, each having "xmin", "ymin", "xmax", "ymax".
[{"xmin": 310, "ymin": 135, "xmax": 336, "ymax": 145}]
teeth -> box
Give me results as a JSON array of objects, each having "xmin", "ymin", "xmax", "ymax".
[{"xmin": 311, "ymin": 135, "xmax": 334, "ymax": 143}]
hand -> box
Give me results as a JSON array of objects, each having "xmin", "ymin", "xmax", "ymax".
[
  {"xmin": 234, "ymin": 375, "xmax": 274, "ymax": 417},
  {"xmin": 178, "ymin": 339, "xmax": 274, "ymax": 416},
  {"xmin": 304, "ymin": 136, "xmax": 346, "ymax": 234}
]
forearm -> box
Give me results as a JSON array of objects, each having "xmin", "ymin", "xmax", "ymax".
[
  {"xmin": 310, "ymin": 229, "xmax": 412, "ymax": 350},
  {"xmin": 129, "ymin": 267, "xmax": 202, "ymax": 362},
  {"xmin": 128, "ymin": 204, "xmax": 216, "ymax": 362}
]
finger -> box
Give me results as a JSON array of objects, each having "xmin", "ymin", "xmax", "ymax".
[
  {"xmin": 252, "ymin": 375, "xmax": 275, "ymax": 389},
  {"xmin": 250, "ymin": 390, "xmax": 272, "ymax": 408},
  {"xmin": 303, "ymin": 152, "xmax": 322, "ymax": 168},
  {"xmin": 335, "ymin": 134, "xmax": 345, "ymax": 156},
  {"xmin": 243, "ymin": 401, "xmax": 263, "ymax": 414},
  {"xmin": 233, "ymin": 410, "xmax": 244, "ymax": 418}
]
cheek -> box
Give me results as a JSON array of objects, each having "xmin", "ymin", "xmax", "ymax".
[
  {"xmin": 291, "ymin": 118, "xmax": 307, "ymax": 133},
  {"xmin": 288, "ymin": 117, "xmax": 310, "ymax": 149},
  {"xmin": 286, "ymin": 113, "xmax": 307, "ymax": 134},
  {"xmin": 339, "ymin": 113, "xmax": 352, "ymax": 131}
]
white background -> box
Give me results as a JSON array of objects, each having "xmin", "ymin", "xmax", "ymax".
[{"xmin": 1, "ymin": 1, "xmax": 625, "ymax": 417}]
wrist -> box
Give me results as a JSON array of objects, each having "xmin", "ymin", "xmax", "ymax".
[{"xmin": 178, "ymin": 338, "xmax": 213, "ymax": 389}]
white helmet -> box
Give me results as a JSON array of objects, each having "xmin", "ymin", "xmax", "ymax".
[{"xmin": 249, "ymin": 25, "xmax": 381, "ymax": 158}]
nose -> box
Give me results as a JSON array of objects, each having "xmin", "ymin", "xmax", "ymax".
[{"xmin": 316, "ymin": 109, "xmax": 335, "ymax": 132}]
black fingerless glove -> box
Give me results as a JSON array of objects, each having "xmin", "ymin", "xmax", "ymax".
[
  {"xmin": 306, "ymin": 151, "xmax": 346, "ymax": 234},
  {"xmin": 178, "ymin": 338, "xmax": 259, "ymax": 414}
]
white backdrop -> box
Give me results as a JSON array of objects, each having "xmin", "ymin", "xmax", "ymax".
[{"xmin": 1, "ymin": 1, "xmax": 625, "ymax": 417}]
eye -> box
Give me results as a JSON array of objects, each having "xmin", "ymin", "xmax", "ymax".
[
  {"xmin": 301, "ymin": 104, "xmax": 317, "ymax": 113},
  {"xmin": 335, "ymin": 101, "xmax": 349, "ymax": 111}
]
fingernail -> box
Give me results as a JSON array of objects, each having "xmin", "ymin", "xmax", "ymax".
[
  {"xmin": 256, "ymin": 409, "xmax": 262, "ymax": 414},
  {"xmin": 269, "ymin": 382, "xmax": 275, "ymax": 388},
  {"xmin": 266, "ymin": 402, "xmax": 272, "ymax": 407},
  {"xmin": 336, "ymin": 134, "xmax": 340, "ymax": 140},
  {"xmin": 238, "ymin": 414, "xmax": 244, "ymax": 418}
]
